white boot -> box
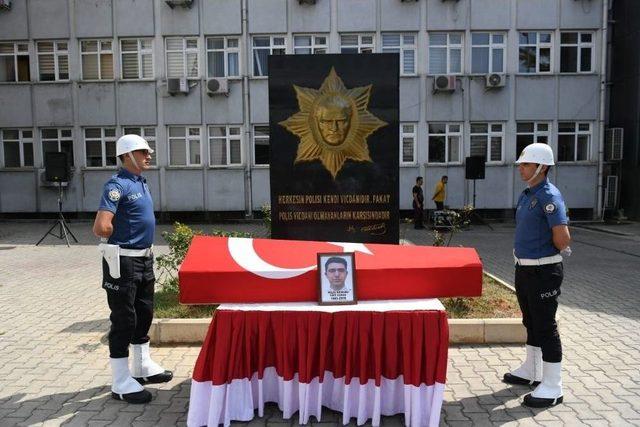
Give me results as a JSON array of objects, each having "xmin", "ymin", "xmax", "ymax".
[
  {"xmin": 523, "ymin": 361, "xmax": 563, "ymax": 408},
  {"xmin": 110, "ymin": 357, "xmax": 151, "ymax": 404},
  {"xmin": 503, "ymin": 345, "xmax": 542, "ymax": 386},
  {"xmin": 131, "ymin": 342, "xmax": 173, "ymax": 384}
]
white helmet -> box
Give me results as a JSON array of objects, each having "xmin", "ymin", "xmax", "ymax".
[
  {"xmin": 515, "ymin": 143, "xmax": 554, "ymax": 166},
  {"xmin": 116, "ymin": 134, "xmax": 154, "ymax": 157}
]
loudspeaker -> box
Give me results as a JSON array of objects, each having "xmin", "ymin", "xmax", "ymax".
[
  {"xmin": 465, "ymin": 156, "xmax": 485, "ymax": 180},
  {"xmin": 44, "ymin": 152, "xmax": 70, "ymax": 182}
]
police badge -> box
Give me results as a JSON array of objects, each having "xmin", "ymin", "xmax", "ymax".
[
  {"xmin": 108, "ymin": 189, "xmax": 121, "ymax": 202},
  {"xmin": 544, "ymin": 203, "xmax": 556, "ymax": 214}
]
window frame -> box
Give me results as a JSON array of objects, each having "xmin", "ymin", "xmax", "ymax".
[
  {"xmin": 205, "ymin": 36, "xmax": 240, "ymax": 79},
  {"xmin": 469, "ymin": 122, "xmax": 505, "ymax": 164},
  {"xmin": 208, "ymin": 125, "xmax": 243, "ymax": 167},
  {"xmin": 399, "ymin": 123, "xmax": 417, "ymax": 165},
  {"xmin": 119, "ymin": 38, "xmax": 154, "ymax": 80},
  {"xmin": 251, "ymin": 35, "xmax": 287, "ymax": 77},
  {"xmin": 1, "ymin": 129, "xmax": 34, "ymax": 168},
  {"xmin": 122, "ymin": 126, "xmax": 157, "ymax": 166},
  {"xmin": 518, "ymin": 31, "xmax": 553, "ymax": 74},
  {"xmin": 252, "ymin": 125, "xmax": 270, "ymax": 166},
  {"xmin": 428, "ymin": 32, "xmax": 464, "ymax": 75},
  {"xmin": 339, "ymin": 33, "xmax": 375, "ymax": 54},
  {"xmin": 80, "ymin": 39, "xmax": 114, "ymax": 81},
  {"xmin": 381, "ymin": 33, "xmax": 417, "ymax": 76},
  {"xmin": 165, "ymin": 36, "xmax": 200, "ymax": 79},
  {"xmin": 557, "ymin": 122, "xmax": 591, "ymax": 163},
  {"xmin": 0, "ymin": 41, "xmax": 30, "ymax": 83},
  {"xmin": 427, "ymin": 123, "xmax": 462, "ymax": 165},
  {"xmin": 83, "ymin": 127, "xmax": 118, "ymax": 169},
  {"xmin": 516, "ymin": 122, "xmax": 551, "ymax": 159},
  {"xmin": 560, "ymin": 31, "xmax": 594, "ymax": 74},
  {"xmin": 293, "ymin": 34, "xmax": 329, "ymax": 55},
  {"xmin": 470, "ymin": 32, "xmax": 506, "ymax": 75},
  {"xmin": 168, "ymin": 126, "xmax": 202, "ymax": 167},
  {"xmin": 40, "ymin": 128, "xmax": 74, "ymax": 167},
  {"xmin": 36, "ymin": 40, "xmax": 70, "ymax": 82}
]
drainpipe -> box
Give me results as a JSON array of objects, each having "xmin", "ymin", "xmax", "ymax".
[
  {"xmin": 596, "ymin": 0, "xmax": 609, "ymax": 220},
  {"xmin": 242, "ymin": 0, "xmax": 253, "ymax": 218}
]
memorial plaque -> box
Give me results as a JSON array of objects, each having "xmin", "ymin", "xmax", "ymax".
[{"xmin": 269, "ymin": 54, "xmax": 399, "ymax": 243}]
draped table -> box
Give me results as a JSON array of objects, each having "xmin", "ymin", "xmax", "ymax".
[{"xmin": 187, "ymin": 299, "xmax": 448, "ymax": 427}]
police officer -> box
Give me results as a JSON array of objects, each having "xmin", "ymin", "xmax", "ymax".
[
  {"xmin": 93, "ymin": 134, "xmax": 172, "ymax": 404},
  {"xmin": 503, "ymin": 143, "xmax": 571, "ymax": 408}
]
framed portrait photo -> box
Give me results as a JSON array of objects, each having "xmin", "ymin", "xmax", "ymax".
[{"xmin": 317, "ymin": 252, "xmax": 357, "ymax": 305}]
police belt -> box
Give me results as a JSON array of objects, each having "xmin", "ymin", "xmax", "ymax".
[
  {"xmin": 514, "ymin": 253, "xmax": 562, "ymax": 266},
  {"xmin": 119, "ymin": 246, "xmax": 153, "ymax": 258}
]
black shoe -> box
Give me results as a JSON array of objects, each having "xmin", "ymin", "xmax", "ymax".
[
  {"xmin": 134, "ymin": 370, "xmax": 173, "ymax": 385},
  {"xmin": 503, "ymin": 373, "xmax": 541, "ymax": 386},
  {"xmin": 522, "ymin": 393, "xmax": 563, "ymax": 408},
  {"xmin": 111, "ymin": 389, "xmax": 152, "ymax": 404}
]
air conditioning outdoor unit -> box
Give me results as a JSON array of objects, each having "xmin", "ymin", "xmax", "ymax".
[
  {"xmin": 605, "ymin": 127, "xmax": 624, "ymax": 161},
  {"xmin": 0, "ymin": 0, "xmax": 11, "ymax": 11},
  {"xmin": 165, "ymin": 0, "xmax": 193, "ymax": 9},
  {"xmin": 485, "ymin": 73, "xmax": 505, "ymax": 88},
  {"xmin": 604, "ymin": 175, "xmax": 618, "ymax": 209},
  {"xmin": 206, "ymin": 78, "xmax": 229, "ymax": 96},
  {"xmin": 433, "ymin": 75, "xmax": 456, "ymax": 92},
  {"xmin": 298, "ymin": 0, "xmax": 316, "ymax": 4},
  {"xmin": 167, "ymin": 77, "xmax": 189, "ymax": 95}
]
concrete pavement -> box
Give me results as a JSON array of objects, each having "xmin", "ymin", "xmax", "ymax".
[{"xmin": 0, "ymin": 219, "xmax": 639, "ymax": 426}]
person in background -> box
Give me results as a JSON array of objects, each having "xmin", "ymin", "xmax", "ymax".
[
  {"xmin": 412, "ymin": 176, "xmax": 425, "ymax": 229},
  {"xmin": 432, "ymin": 175, "xmax": 448, "ymax": 210}
]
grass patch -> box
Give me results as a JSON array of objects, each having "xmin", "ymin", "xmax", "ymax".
[
  {"xmin": 155, "ymin": 273, "xmax": 519, "ymax": 319},
  {"xmin": 442, "ymin": 273, "xmax": 520, "ymax": 319}
]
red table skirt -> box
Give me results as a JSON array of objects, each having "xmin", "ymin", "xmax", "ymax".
[{"xmin": 188, "ymin": 305, "xmax": 448, "ymax": 426}]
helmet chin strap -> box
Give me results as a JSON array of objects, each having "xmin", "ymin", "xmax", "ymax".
[
  {"xmin": 127, "ymin": 152, "xmax": 140, "ymax": 171},
  {"xmin": 527, "ymin": 164, "xmax": 544, "ymax": 186}
]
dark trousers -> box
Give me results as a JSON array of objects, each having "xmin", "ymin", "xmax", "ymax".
[
  {"xmin": 434, "ymin": 201, "xmax": 444, "ymax": 210},
  {"xmin": 515, "ymin": 263, "xmax": 563, "ymax": 363},
  {"xmin": 102, "ymin": 256, "xmax": 155, "ymax": 358},
  {"xmin": 413, "ymin": 202, "xmax": 423, "ymax": 228}
]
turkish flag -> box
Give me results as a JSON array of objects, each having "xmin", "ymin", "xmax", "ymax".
[{"xmin": 179, "ymin": 236, "xmax": 482, "ymax": 304}]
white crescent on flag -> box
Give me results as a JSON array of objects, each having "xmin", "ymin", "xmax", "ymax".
[{"xmin": 227, "ymin": 238, "xmax": 372, "ymax": 279}]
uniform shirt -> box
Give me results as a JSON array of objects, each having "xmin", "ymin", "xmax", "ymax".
[
  {"xmin": 433, "ymin": 181, "xmax": 446, "ymax": 202},
  {"xmin": 98, "ymin": 168, "xmax": 155, "ymax": 249},
  {"xmin": 514, "ymin": 177, "xmax": 568, "ymax": 259}
]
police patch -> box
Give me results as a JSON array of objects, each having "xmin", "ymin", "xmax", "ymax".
[
  {"xmin": 544, "ymin": 203, "xmax": 557, "ymax": 214},
  {"xmin": 529, "ymin": 198, "xmax": 538, "ymax": 209},
  {"xmin": 108, "ymin": 189, "xmax": 121, "ymax": 202}
]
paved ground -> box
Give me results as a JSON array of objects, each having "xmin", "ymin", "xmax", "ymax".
[{"xmin": 0, "ymin": 219, "xmax": 639, "ymax": 426}]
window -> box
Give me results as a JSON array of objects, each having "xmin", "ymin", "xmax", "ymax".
[
  {"xmin": 252, "ymin": 36, "xmax": 286, "ymax": 77},
  {"xmin": 168, "ymin": 126, "xmax": 201, "ymax": 166},
  {"xmin": 209, "ymin": 126, "xmax": 242, "ymax": 166},
  {"xmin": 0, "ymin": 42, "xmax": 30, "ymax": 82},
  {"xmin": 80, "ymin": 40, "xmax": 114, "ymax": 80},
  {"xmin": 558, "ymin": 122, "xmax": 591, "ymax": 162},
  {"xmin": 123, "ymin": 127, "xmax": 156, "ymax": 166},
  {"xmin": 253, "ymin": 125, "xmax": 270, "ymax": 166},
  {"xmin": 519, "ymin": 32, "xmax": 552, "ymax": 74},
  {"xmin": 428, "ymin": 33, "xmax": 463, "ymax": 75},
  {"xmin": 516, "ymin": 122, "xmax": 550, "ymax": 158},
  {"xmin": 84, "ymin": 128, "xmax": 117, "ymax": 168},
  {"xmin": 37, "ymin": 41, "xmax": 69, "ymax": 81},
  {"xmin": 400, "ymin": 123, "xmax": 417, "ymax": 164},
  {"xmin": 41, "ymin": 128, "xmax": 74, "ymax": 166},
  {"xmin": 340, "ymin": 34, "xmax": 374, "ymax": 53},
  {"xmin": 120, "ymin": 38, "xmax": 153, "ymax": 80},
  {"xmin": 206, "ymin": 37, "xmax": 239, "ymax": 78},
  {"xmin": 166, "ymin": 37, "xmax": 199, "ymax": 79},
  {"xmin": 382, "ymin": 34, "xmax": 416, "ymax": 76},
  {"xmin": 470, "ymin": 123, "xmax": 504, "ymax": 163},
  {"xmin": 1, "ymin": 129, "xmax": 33, "ymax": 168},
  {"xmin": 471, "ymin": 32, "xmax": 505, "ymax": 74},
  {"xmin": 560, "ymin": 32, "xmax": 593, "ymax": 73},
  {"xmin": 427, "ymin": 123, "xmax": 461, "ymax": 164},
  {"xmin": 293, "ymin": 35, "xmax": 328, "ymax": 54}
]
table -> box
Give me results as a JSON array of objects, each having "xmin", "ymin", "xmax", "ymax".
[{"xmin": 187, "ymin": 299, "xmax": 448, "ymax": 427}]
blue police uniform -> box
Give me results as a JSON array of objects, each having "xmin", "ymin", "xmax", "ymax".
[
  {"xmin": 514, "ymin": 177, "xmax": 568, "ymax": 364},
  {"xmin": 99, "ymin": 168, "xmax": 156, "ymax": 359}
]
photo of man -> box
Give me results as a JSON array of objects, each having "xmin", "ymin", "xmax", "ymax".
[{"xmin": 318, "ymin": 254, "xmax": 357, "ymax": 305}]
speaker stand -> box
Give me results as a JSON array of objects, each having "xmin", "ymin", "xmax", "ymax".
[
  {"xmin": 470, "ymin": 179, "xmax": 494, "ymax": 231},
  {"xmin": 36, "ymin": 182, "xmax": 79, "ymax": 247}
]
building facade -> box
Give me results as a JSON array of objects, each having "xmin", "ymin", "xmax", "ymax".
[{"xmin": 0, "ymin": 0, "xmax": 607, "ymax": 218}]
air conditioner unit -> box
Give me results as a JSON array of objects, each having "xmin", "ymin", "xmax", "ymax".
[
  {"xmin": 298, "ymin": 0, "xmax": 316, "ymax": 4},
  {"xmin": 433, "ymin": 75, "xmax": 456, "ymax": 92},
  {"xmin": 0, "ymin": 0, "xmax": 11, "ymax": 11},
  {"xmin": 165, "ymin": 0, "xmax": 193, "ymax": 9},
  {"xmin": 485, "ymin": 73, "xmax": 506, "ymax": 88},
  {"xmin": 167, "ymin": 77, "xmax": 189, "ymax": 95},
  {"xmin": 206, "ymin": 78, "xmax": 229, "ymax": 96},
  {"xmin": 604, "ymin": 175, "xmax": 618, "ymax": 209},
  {"xmin": 605, "ymin": 127, "xmax": 623, "ymax": 161}
]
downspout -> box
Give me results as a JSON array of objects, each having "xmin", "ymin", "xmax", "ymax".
[
  {"xmin": 242, "ymin": 0, "xmax": 253, "ymax": 218},
  {"xmin": 596, "ymin": 0, "xmax": 609, "ymax": 219}
]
